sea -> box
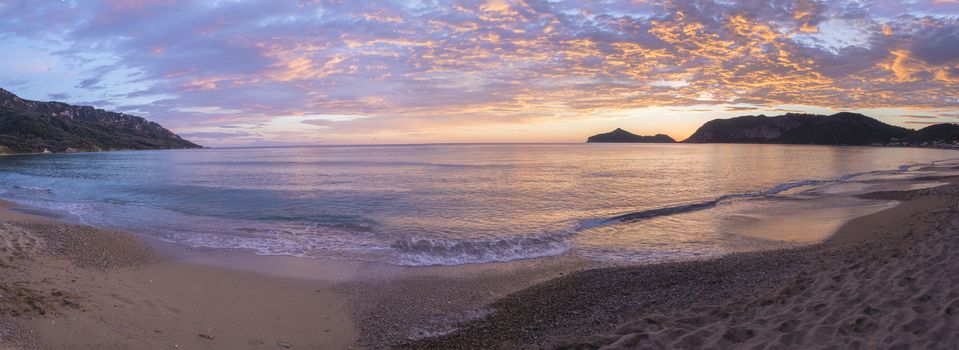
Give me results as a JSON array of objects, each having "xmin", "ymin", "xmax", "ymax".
[{"xmin": 0, "ymin": 143, "xmax": 955, "ymax": 266}]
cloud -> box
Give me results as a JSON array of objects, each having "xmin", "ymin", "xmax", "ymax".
[
  {"xmin": 1, "ymin": 0, "xmax": 958, "ymax": 144},
  {"xmin": 301, "ymin": 119, "xmax": 338, "ymax": 127},
  {"xmin": 76, "ymin": 78, "xmax": 102, "ymax": 89},
  {"xmin": 911, "ymin": 25, "xmax": 959, "ymax": 65},
  {"xmin": 177, "ymin": 131, "xmax": 256, "ymax": 139},
  {"xmin": 904, "ymin": 121, "xmax": 946, "ymax": 125},
  {"xmin": 47, "ymin": 92, "xmax": 69, "ymax": 100},
  {"xmin": 725, "ymin": 106, "xmax": 760, "ymax": 111}
]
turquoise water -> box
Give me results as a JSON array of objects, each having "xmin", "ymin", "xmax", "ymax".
[{"xmin": 0, "ymin": 144, "xmax": 954, "ymax": 265}]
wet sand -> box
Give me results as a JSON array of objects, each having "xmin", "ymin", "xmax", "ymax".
[
  {"xmin": 409, "ymin": 181, "xmax": 959, "ymax": 349},
  {"xmin": 0, "ymin": 200, "xmax": 596, "ymax": 349}
]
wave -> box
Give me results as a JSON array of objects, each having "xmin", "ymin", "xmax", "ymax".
[
  {"xmin": 94, "ymin": 157, "xmax": 959, "ymax": 266},
  {"xmin": 603, "ymin": 159, "xmax": 945, "ymax": 224},
  {"xmin": 11, "ymin": 185, "xmax": 52, "ymax": 193},
  {"xmin": 182, "ymin": 160, "xmax": 502, "ymax": 169},
  {"xmin": 7, "ymin": 153, "xmax": 959, "ymax": 268},
  {"xmin": 11, "ymin": 200, "xmax": 95, "ymax": 225},
  {"xmin": 390, "ymin": 230, "xmax": 573, "ymax": 266}
]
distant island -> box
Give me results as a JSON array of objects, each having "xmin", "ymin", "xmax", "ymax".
[
  {"xmin": 0, "ymin": 88, "xmax": 200, "ymax": 154},
  {"xmin": 685, "ymin": 112, "xmax": 959, "ymax": 146},
  {"xmin": 587, "ymin": 128, "xmax": 676, "ymax": 143},
  {"xmin": 596, "ymin": 112, "xmax": 959, "ymax": 147}
]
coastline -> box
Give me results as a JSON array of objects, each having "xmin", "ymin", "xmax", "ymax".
[
  {"xmin": 2, "ymin": 140, "xmax": 955, "ymax": 158},
  {"xmin": 409, "ymin": 178, "xmax": 959, "ymax": 348},
  {"xmin": 1, "ymin": 171, "xmax": 958, "ymax": 348},
  {"xmin": 0, "ymin": 199, "xmax": 601, "ymax": 349},
  {"xmin": 0, "ymin": 202, "xmax": 358, "ymax": 350}
]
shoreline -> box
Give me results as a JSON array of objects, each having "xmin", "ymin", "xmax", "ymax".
[
  {"xmin": 408, "ymin": 179, "xmax": 959, "ymax": 348},
  {"xmin": 9, "ymin": 141, "xmax": 959, "ymax": 153},
  {"xmin": 1, "ymin": 172, "xmax": 958, "ymax": 348},
  {"xmin": 0, "ymin": 203, "xmax": 359, "ymax": 349},
  {"xmin": 0, "ymin": 199, "xmax": 603, "ymax": 349},
  {"xmin": 1, "ymin": 145, "xmax": 954, "ymax": 270}
]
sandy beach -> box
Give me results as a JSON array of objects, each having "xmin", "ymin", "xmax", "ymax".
[
  {"xmin": 410, "ymin": 179, "xmax": 959, "ymax": 349},
  {"xmin": 0, "ymin": 202, "xmax": 358, "ymax": 350},
  {"xmin": 3, "ymin": 176, "xmax": 959, "ymax": 349},
  {"xmin": 0, "ymin": 199, "xmax": 595, "ymax": 349}
]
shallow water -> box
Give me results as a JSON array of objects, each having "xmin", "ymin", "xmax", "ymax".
[{"xmin": 0, "ymin": 144, "xmax": 955, "ymax": 266}]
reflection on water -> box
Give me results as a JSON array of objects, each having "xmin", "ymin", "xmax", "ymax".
[{"xmin": 0, "ymin": 144, "xmax": 956, "ymax": 266}]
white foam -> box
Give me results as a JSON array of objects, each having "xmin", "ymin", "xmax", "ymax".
[{"xmin": 391, "ymin": 233, "xmax": 573, "ymax": 266}]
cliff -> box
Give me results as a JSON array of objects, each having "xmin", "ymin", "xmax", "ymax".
[
  {"xmin": 684, "ymin": 113, "xmax": 915, "ymax": 145},
  {"xmin": 0, "ymin": 88, "xmax": 200, "ymax": 154}
]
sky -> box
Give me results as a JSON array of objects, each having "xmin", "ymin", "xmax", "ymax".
[{"xmin": 1, "ymin": 0, "xmax": 959, "ymax": 146}]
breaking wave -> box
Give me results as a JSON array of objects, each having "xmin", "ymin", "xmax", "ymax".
[{"xmin": 391, "ymin": 230, "xmax": 574, "ymax": 266}]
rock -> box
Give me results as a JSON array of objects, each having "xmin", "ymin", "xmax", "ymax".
[
  {"xmin": 0, "ymin": 87, "xmax": 201, "ymax": 153},
  {"xmin": 586, "ymin": 128, "xmax": 676, "ymax": 143},
  {"xmin": 682, "ymin": 112, "xmax": 939, "ymax": 145}
]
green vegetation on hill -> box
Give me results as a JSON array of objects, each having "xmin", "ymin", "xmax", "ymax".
[
  {"xmin": 684, "ymin": 112, "xmax": 957, "ymax": 146},
  {"xmin": 587, "ymin": 128, "xmax": 676, "ymax": 143},
  {"xmin": 910, "ymin": 123, "xmax": 959, "ymax": 145},
  {"xmin": 0, "ymin": 88, "xmax": 200, "ymax": 154}
]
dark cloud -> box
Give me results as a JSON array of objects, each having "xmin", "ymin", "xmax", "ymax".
[
  {"xmin": 911, "ymin": 24, "xmax": 959, "ymax": 65},
  {"xmin": 76, "ymin": 78, "xmax": 102, "ymax": 89},
  {"xmin": 46, "ymin": 92, "xmax": 69, "ymax": 100}
]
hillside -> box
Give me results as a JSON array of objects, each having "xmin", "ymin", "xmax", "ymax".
[
  {"xmin": 587, "ymin": 128, "xmax": 676, "ymax": 143},
  {"xmin": 910, "ymin": 123, "xmax": 959, "ymax": 145},
  {"xmin": 683, "ymin": 113, "xmax": 938, "ymax": 146},
  {"xmin": 0, "ymin": 88, "xmax": 200, "ymax": 154}
]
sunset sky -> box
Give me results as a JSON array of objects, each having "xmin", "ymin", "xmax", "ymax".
[{"xmin": 2, "ymin": 0, "xmax": 959, "ymax": 145}]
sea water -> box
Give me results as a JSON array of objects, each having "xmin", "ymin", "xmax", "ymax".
[{"xmin": 0, "ymin": 143, "xmax": 955, "ymax": 266}]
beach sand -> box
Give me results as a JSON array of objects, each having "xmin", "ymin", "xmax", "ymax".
[
  {"xmin": 0, "ymin": 200, "xmax": 593, "ymax": 349},
  {"xmin": 409, "ymin": 181, "xmax": 959, "ymax": 349},
  {"xmin": 3, "ymin": 178, "xmax": 959, "ymax": 349},
  {"xmin": 0, "ymin": 202, "xmax": 357, "ymax": 350}
]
